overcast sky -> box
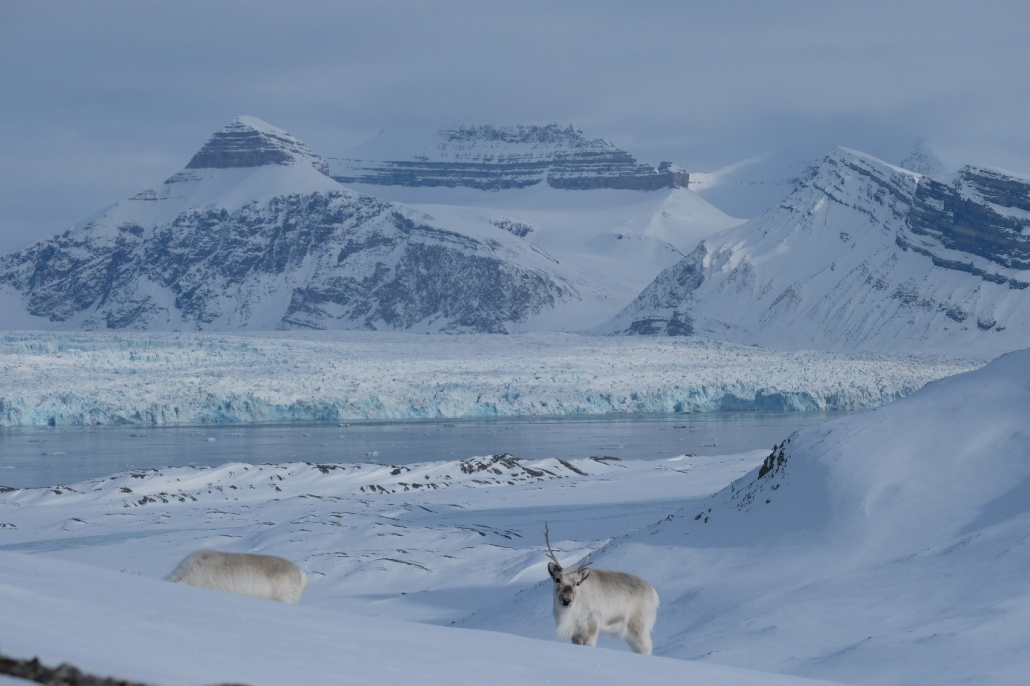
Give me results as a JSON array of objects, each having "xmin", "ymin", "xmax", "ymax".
[{"xmin": 2, "ymin": 0, "xmax": 1029, "ymax": 250}]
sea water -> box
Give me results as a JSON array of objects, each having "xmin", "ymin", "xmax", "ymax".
[{"xmin": 0, "ymin": 411, "xmax": 858, "ymax": 488}]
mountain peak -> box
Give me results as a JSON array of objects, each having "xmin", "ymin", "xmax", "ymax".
[
  {"xmin": 900, "ymin": 137, "xmax": 946, "ymax": 176},
  {"xmin": 185, "ymin": 116, "xmax": 329, "ymax": 174},
  {"xmin": 800, "ymin": 146, "xmax": 923, "ymax": 190}
]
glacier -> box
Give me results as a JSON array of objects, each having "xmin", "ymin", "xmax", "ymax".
[{"xmin": 0, "ymin": 330, "xmax": 979, "ymax": 427}]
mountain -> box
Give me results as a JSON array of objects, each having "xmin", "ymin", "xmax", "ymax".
[
  {"xmin": 329, "ymin": 124, "xmax": 689, "ymax": 191},
  {"xmin": 899, "ymin": 136, "xmax": 947, "ymax": 176},
  {"xmin": 0, "ymin": 117, "xmax": 597, "ymax": 333},
  {"xmin": 601, "ymin": 146, "xmax": 1030, "ymax": 353}
]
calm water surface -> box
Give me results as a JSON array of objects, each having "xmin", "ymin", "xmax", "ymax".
[{"xmin": 0, "ymin": 412, "xmax": 860, "ymax": 488}]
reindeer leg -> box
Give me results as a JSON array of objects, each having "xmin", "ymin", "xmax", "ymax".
[
  {"xmin": 626, "ymin": 617, "xmax": 652, "ymax": 655},
  {"xmin": 571, "ymin": 619, "xmax": 600, "ymax": 647},
  {"xmin": 583, "ymin": 619, "xmax": 599, "ymax": 647}
]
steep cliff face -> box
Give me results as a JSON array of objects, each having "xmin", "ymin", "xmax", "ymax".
[
  {"xmin": 602, "ymin": 147, "xmax": 1030, "ymax": 353},
  {"xmin": 329, "ymin": 124, "xmax": 687, "ymax": 191},
  {"xmin": 0, "ymin": 118, "xmax": 586, "ymax": 333},
  {"xmin": 907, "ymin": 166, "xmax": 1030, "ymax": 275}
]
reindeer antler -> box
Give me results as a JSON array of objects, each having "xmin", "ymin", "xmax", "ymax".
[{"xmin": 543, "ymin": 522, "xmax": 562, "ymax": 568}]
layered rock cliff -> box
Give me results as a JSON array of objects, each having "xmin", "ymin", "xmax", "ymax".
[{"xmin": 329, "ymin": 124, "xmax": 687, "ymax": 191}]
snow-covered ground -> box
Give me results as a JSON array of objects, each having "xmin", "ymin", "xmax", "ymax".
[
  {"xmin": 2, "ymin": 348, "xmax": 1028, "ymax": 685},
  {"xmin": 0, "ymin": 331, "xmax": 979, "ymax": 427},
  {"xmin": 0, "ymin": 448, "xmax": 842, "ymax": 685},
  {"xmin": 0, "ymin": 552, "xmax": 844, "ymax": 686}
]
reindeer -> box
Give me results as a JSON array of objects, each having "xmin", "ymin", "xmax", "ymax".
[
  {"xmin": 165, "ymin": 549, "xmax": 308, "ymax": 604},
  {"xmin": 544, "ymin": 524, "xmax": 659, "ymax": 654}
]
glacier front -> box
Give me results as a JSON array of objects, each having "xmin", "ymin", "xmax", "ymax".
[{"xmin": 0, "ymin": 330, "xmax": 979, "ymax": 427}]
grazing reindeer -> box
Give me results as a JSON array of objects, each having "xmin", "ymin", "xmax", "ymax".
[
  {"xmin": 544, "ymin": 524, "xmax": 659, "ymax": 655},
  {"xmin": 165, "ymin": 549, "xmax": 308, "ymax": 604}
]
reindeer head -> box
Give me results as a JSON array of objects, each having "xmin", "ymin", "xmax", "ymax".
[
  {"xmin": 548, "ymin": 562, "xmax": 591, "ymax": 607},
  {"xmin": 544, "ymin": 523, "xmax": 591, "ymax": 607}
]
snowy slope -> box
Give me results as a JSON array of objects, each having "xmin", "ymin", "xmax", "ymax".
[
  {"xmin": 0, "ymin": 330, "xmax": 976, "ymax": 427},
  {"xmin": 0, "ymin": 552, "xmax": 845, "ymax": 686},
  {"xmin": 603, "ymin": 147, "xmax": 1030, "ymax": 354},
  {"xmin": 686, "ymin": 153, "xmax": 810, "ymax": 220},
  {"xmin": 349, "ymin": 183, "xmax": 744, "ymax": 301},
  {"xmin": 0, "ymin": 117, "xmax": 608, "ymax": 333},
  {"xmin": 468, "ymin": 348, "xmax": 1030, "ymax": 685}
]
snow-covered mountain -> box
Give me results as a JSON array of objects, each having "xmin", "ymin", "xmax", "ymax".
[
  {"xmin": 0, "ymin": 117, "xmax": 607, "ymax": 333},
  {"xmin": 602, "ymin": 146, "xmax": 1030, "ymax": 353},
  {"xmin": 330, "ymin": 123, "xmax": 690, "ymax": 191}
]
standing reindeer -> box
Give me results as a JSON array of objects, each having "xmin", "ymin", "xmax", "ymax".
[
  {"xmin": 165, "ymin": 549, "xmax": 308, "ymax": 604},
  {"xmin": 544, "ymin": 524, "xmax": 659, "ymax": 655}
]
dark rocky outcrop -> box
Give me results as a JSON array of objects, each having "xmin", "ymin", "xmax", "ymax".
[{"xmin": 0, "ymin": 650, "xmax": 149, "ymax": 686}]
